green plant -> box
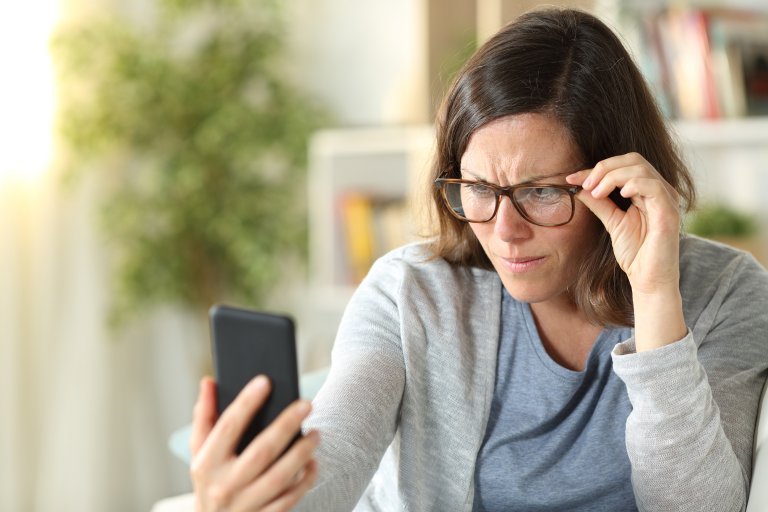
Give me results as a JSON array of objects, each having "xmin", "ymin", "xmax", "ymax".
[
  {"xmin": 685, "ymin": 202, "xmax": 758, "ymax": 238},
  {"xmin": 53, "ymin": 0, "xmax": 329, "ymax": 325}
]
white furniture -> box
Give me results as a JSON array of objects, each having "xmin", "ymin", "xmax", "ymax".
[{"xmin": 303, "ymin": 126, "xmax": 435, "ymax": 360}]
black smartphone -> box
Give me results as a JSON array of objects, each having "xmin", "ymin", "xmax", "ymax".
[{"xmin": 209, "ymin": 304, "xmax": 301, "ymax": 455}]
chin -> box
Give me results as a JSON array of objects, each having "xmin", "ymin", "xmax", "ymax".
[{"xmin": 500, "ymin": 280, "xmax": 566, "ymax": 305}]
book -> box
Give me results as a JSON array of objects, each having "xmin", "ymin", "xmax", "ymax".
[
  {"xmin": 658, "ymin": 8, "xmax": 719, "ymax": 119},
  {"xmin": 741, "ymin": 40, "xmax": 768, "ymax": 116},
  {"xmin": 338, "ymin": 193, "xmax": 376, "ymax": 285},
  {"xmin": 336, "ymin": 193, "xmax": 412, "ymax": 284},
  {"xmin": 632, "ymin": 7, "xmax": 768, "ymax": 120}
]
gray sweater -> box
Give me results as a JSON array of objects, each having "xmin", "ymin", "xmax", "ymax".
[{"xmin": 299, "ymin": 235, "xmax": 768, "ymax": 511}]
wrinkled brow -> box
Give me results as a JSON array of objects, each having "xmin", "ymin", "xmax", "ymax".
[{"xmin": 459, "ymin": 168, "xmax": 582, "ymax": 186}]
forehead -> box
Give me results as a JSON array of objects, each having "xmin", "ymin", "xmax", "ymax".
[{"xmin": 460, "ymin": 114, "xmax": 582, "ymax": 182}]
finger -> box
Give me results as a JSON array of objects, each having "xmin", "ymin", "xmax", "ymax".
[
  {"xmin": 190, "ymin": 377, "xmax": 217, "ymax": 458},
  {"xmin": 619, "ymin": 176, "xmax": 668, "ymax": 200},
  {"xmin": 199, "ymin": 375, "xmax": 272, "ymax": 464},
  {"xmin": 582, "ymin": 152, "xmax": 649, "ymax": 190},
  {"xmin": 618, "ymin": 177, "xmax": 681, "ymax": 230},
  {"xmin": 599, "ymin": 152, "xmax": 647, "ymax": 168},
  {"xmin": 589, "ymin": 164, "xmax": 648, "ymax": 199},
  {"xmin": 565, "ymin": 168, "xmax": 592, "ymax": 186},
  {"xmin": 238, "ymin": 432, "xmax": 319, "ymax": 507},
  {"xmin": 620, "ymin": 176, "xmax": 680, "ymax": 207},
  {"xmin": 259, "ymin": 459, "xmax": 319, "ymax": 512},
  {"xmin": 576, "ymin": 188, "xmax": 625, "ymax": 232},
  {"xmin": 237, "ymin": 429, "xmax": 319, "ymax": 507},
  {"xmin": 233, "ymin": 400, "xmax": 314, "ymax": 483}
]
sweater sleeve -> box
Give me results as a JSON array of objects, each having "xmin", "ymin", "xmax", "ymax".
[
  {"xmin": 612, "ymin": 252, "xmax": 768, "ymax": 512},
  {"xmin": 294, "ymin": 251, "xmax": 408, "ymax": 511}
]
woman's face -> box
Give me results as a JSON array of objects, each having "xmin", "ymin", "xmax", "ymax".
[{"xmin": 461, "ymin": 113, "xmax": 601, "ymax": 307}]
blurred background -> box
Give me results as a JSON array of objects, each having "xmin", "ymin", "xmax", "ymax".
[{"xmin": 1, "ymin": 0, "xmax": 767, "ymax": 510}]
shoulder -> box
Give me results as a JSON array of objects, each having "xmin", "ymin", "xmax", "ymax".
[
  {"xmin": 679, "ymin": 234, "xmax": 767, "ymax": 286},
  {"xmin": 679, "ymin": 234, "xmax": 768, "ymax": 340},
  {"xmin": 366, "ymin": 241, "xmax": 498, "ymax": 297}
]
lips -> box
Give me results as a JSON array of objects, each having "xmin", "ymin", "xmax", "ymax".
[{"xmin": 496, "ymin": 255, "xmax": 546, "ymax": 273}]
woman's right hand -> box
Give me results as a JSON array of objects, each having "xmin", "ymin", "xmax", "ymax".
[{"xmin": 189, "ymin": 375, "xmax": 319, "ymax": 512}]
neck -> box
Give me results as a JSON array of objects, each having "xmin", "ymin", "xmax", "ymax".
[
  {"xmin": 529, "ymin": 294, "xmax": 585, "ymax": 324},
  {"xmin": 529, "ymin": 298, "xmax": 603, "ymax": 371}
]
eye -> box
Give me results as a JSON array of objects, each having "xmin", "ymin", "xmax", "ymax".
[
  {"xmin": 518, "ymin": 187, "xmax": 565, "ymax": 203},
  {"xmin": 465, "ymin": 182, "xmax": 495, "ymax": 198}
]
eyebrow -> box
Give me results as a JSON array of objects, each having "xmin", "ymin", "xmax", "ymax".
[{"xmin": 460, "ymin": 167, "xmax": 581, "ymax": 185}]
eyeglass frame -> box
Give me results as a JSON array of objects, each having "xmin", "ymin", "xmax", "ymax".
[{"xmin": 434, "ymin": 177, "xmax": 583, "ymax": 227}]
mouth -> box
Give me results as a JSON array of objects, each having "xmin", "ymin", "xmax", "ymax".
[{"xmin": 496, "ymin": 255, "xmax": 546, "ymax": 273}]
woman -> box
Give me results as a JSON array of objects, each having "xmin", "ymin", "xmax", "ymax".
[{"xmin": 189, "ymin": 8, "xmax": 768, "ymax": 511}]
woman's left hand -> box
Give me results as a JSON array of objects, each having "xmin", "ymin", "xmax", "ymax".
[
  {"xmin": 566, "ymin": 152, "xmax": 681, "ymax": 294},
  {"xmin": 567, "ymin": 152, "xmax": 687, "ymax": 350}
]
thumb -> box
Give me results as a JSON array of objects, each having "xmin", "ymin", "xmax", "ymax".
[{"xmin": 576, "ymin": 188, "xmax": 625, "ymax": 233}]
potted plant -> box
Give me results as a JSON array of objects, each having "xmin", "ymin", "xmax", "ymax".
[
  {"xmin": 52, "ymin": 0, "xmax": 329, "ymax": 326},
  {"xmin": 685, "ymin": 202, "xmax": 764, "ymax": 263}
]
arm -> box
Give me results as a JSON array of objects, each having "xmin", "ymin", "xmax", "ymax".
[
  {"xmin": 568, "ymin": 152, "xmax": 687, "ymax": 351},
  {"xmin": 612, "ymin": 252, "xmax": 768, "ymax": 511},
  {"xmin": 613, "ymin": 334, "xmax": 746, "ymax": 511},
  {"xmin": 569, "ymin": 155, "xmax": 768, "ymax": 511},
  {"xmin": 295, "ymin": 253, "xmax": 408, "ymax": 511}
]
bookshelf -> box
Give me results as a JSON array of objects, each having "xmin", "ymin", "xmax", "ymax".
[
  {"xmin": 673, "ymin": 118, "xmax": 768, "ymax": 232},
  {"xmin": 673, "ymin": 117, "xmax": 768, "ymax": 147},
  {"xmin": 612, "ymin": 0, "xmax": 768, "ymax": 120},
  {"xmin": 611, "ymin": 0, "xmax": 768, "ymax": 261},
  {"xmin": 307, "ymin": 125, "xmax": 435, "ymax": 301},
  {"xmin": 299, "ymin": 126, "xmax": 435, "ymax": 367}
]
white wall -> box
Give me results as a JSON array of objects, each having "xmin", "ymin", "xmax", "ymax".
[{"xmin": 286, "ymin": 0, "xmax": 428, "ymax": 126}]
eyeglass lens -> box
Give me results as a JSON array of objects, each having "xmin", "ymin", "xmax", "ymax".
[{"xmin": 443, "ymin": 182, "xmax": 573, "ymax": 225}]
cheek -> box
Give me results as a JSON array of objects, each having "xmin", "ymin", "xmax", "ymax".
[
  {"xmin": 560, "ymin": 210, "xmax": 602, "ymax": 259},
  {"xmin": 544, "ymin": 203, "xmax": 594, "ymax": 247},
  {"xmin": 468, "ymin": 221, "xmax": 489, "ymax": 247}
]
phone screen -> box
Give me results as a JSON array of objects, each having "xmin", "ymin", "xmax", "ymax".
[{"xmin": 209, "ymin": 305, "xmax": 301, "ymax": 454}]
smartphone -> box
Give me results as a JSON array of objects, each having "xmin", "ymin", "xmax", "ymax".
[{"xmin": 209, "ymin": 304, "xmax": 301, "ymax": 455}]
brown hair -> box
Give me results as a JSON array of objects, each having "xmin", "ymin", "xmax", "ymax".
[{"xmin": 426, "ymin": 8, "xmax": 696, "ymax": 327}]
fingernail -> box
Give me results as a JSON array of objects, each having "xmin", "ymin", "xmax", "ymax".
[
  {"xmin": 197, "ymin": 378, "xmax": 210, "ymax": 399},
  {"xmin": 296, "ymin": 400, "xmax": 311, "ymax": 417},
  {"xmin": 249, "ymin": 375, "xmax": 269, "ymax": 393}
]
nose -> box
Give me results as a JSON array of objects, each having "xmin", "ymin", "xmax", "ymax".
[{"xmin": 493, "ymin": 195, "xmax": 533, "ymax": 241}]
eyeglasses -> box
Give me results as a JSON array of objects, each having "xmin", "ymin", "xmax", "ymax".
[{"xmin": 435, "ymin": 178, "xmax": 582, "ymax": 226}]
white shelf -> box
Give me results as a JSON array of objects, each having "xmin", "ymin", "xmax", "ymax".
[
  {"xmin": 307, "ymin": 125, "xmax": 434, "ymax": 289},
  {"xmin": 617, "ymin": 0, "xmax": 768, "ymax": 11},
  {"xmin": 303, "ymin": 125, "xmax": 436, "ymax": 357},
  {"xmin": 672, "ymin": 117, "xmax": 768, "ymax": 147}
]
